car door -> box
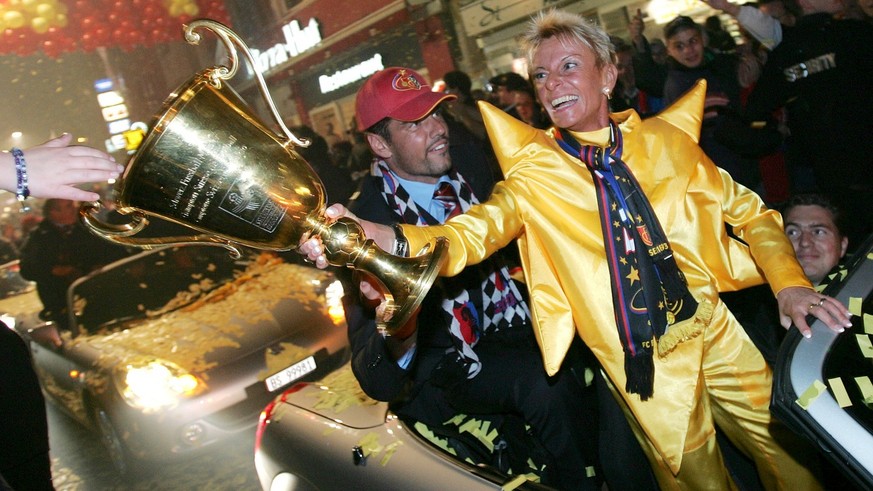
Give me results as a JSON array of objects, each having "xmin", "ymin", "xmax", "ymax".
[{"xmin": 772, "ymin": 235, "xmax": 873, "ymax": 490}]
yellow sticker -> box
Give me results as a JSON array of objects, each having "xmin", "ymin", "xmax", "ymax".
[
  {"xmin": 867, "ymin": 253, "xmax": 873, "ymax": 260},
  {"xmin": 501, "ymin": 475, "xmax": 529, "ymax": 491},
  {"xmin": 856, "ymin": 376, "xmax": 873, "ymax": 404},
  {"xmin": 849, "ymin": 297, "xmax": 863, "ymax": 317},
  {"xmin": 865, "ymin": 313, "xmax": 873, "ymax": 335},
  {"xmin": 828, "ymin": 377, "xmax": 852, "ymax": 408},
  {"xmin": 796, "ymin": 379, "xmax": 827, "ymax": 410},
  {"xmin": 857, "ymin": 334, "xmax": 873, "ymax": 358}
]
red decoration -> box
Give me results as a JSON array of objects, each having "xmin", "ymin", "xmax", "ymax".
[{"xmin": 0, "ymin": 0, "xmax": 232, "ymax": 56}]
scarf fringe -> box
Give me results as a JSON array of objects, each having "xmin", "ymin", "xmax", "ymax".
[
  {"xmin": 657, "ymin": 299, "xmax": 714, "ymax": 357},
  {"xmin": 625, "ymin": 354, "xmax": 655, "ymax": 401}
]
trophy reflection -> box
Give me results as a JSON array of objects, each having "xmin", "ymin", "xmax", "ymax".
[{"xmin": 80, "ymin": 20, "xmax": 447, "ymax": 335}]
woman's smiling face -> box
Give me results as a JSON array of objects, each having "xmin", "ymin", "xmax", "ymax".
[{"xmin": 531, "ymin": 36, "xmax": 616, "ymax": 132}]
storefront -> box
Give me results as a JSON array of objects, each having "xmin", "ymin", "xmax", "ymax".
[
  {"xmin": 456, "ymin": 0, "xmax": 729, "ymax": 82},
  {"xmin": 237, "ymin": 0, "xmax": 459, "ymax": 141}
]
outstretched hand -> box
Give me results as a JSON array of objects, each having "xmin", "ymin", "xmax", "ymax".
[
  {"xmin": 297, "ymin": 204, "xmax": 395, "ymax": 269},
  {"xmin": 4, "ymin": 134, "xmax": 124, "ymax": 201},
  {"xmin": 776, "ymin": 286, "xmax": 852, "ymax": 338}
]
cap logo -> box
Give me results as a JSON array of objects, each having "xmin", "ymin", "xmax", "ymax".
[{"xmin": 392, "ymin": 69, "xmax": 422, "ymax": 92}]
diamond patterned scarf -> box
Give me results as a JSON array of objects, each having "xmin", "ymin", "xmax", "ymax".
[{"xmin": 372, "ymin": 160, "xmax": 530, "ymax": 378}]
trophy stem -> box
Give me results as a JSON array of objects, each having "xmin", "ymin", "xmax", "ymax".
[{"xmin": 314, "ymin": 216, "xmax": 448, "ymax": 335}]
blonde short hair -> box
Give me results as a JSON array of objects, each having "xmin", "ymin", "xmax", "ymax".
[{"xmin": 520, "ymin": 9, "xmax": 615, "ymax": 70}]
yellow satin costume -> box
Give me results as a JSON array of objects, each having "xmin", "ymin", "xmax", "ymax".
[{"xmin": 402, "ymin": 81, "xmax": 821, "ymax": 490}]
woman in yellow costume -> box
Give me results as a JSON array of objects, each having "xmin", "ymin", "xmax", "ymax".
[{"xmin": 303, "ymin": 9, "xmax": 852, "ymax": 490}]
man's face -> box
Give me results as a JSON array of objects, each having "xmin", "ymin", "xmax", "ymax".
[
  {"xmin": 615, "ymin": 51, "xmax": 636, "ymax": 89},
  {"xmin": 666, "ymin": 27, "xmax": 704, "ymax": 69},
  {"xmin": 48, "ymin": 200, "xmax": 78, "ymax": 226},
  {"xmin": 514, "ymin": 91, "xmax": 537, "ymax": 124},
  {"xmin": 369, "ymin": 109, "xmax": 452, "ymax": 184},
  {"xmin": 531, "ymin": 36, "xmax": 616, "ymax": 132},
  {"xmin": 650, "ymin": 42, "xmax": 668, "ymax": 65},
  {"xmin": 784, "ymin": 204, "xmax": 849, "ymax": 284},
  {"xmin": 496, "ymin": 85, "xmax": 515, "ymax": 106}
]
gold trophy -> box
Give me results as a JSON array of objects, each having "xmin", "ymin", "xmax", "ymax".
[{"xmin": 81, "ymin": 20, "xmax": 447, "ymax": 335}]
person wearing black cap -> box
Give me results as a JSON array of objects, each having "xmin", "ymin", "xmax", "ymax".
[
  {"xmin": 343, "ymin": 66, "xmax": 602, "ymax": 490},
  {"xmin": 488, "ymin": 72, "xmax": 529, "ymax": 120}
]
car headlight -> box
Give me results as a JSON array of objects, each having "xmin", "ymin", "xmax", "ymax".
[
  {"xmin": 115, "ymin": 357, "xmax": 204, "ymax": 413},
  {"xmin": 324, "ymin": 280, "xmax": 346, "ymax": 326}
]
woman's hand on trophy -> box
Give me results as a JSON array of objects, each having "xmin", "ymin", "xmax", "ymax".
[{"xmin": 297, "ymin": 204, "xmax": 395, "ymax": 269}]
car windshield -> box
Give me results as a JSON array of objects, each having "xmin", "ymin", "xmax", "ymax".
[
  {"xmin": 822, "ymin": 273, "xmax": 873, "ymax": 434},
  {"xmin": 70, "ymin": 246, "xmax": 249, "ymax": 335}
]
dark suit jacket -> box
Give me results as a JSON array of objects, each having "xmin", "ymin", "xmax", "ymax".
[{"xmin": 342, "ymin": 132, "xmax": 517, "ymax": 426}]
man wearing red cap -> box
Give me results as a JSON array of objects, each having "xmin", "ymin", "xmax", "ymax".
[{"xmin": 344, "ymin": 67, "xmax": 601, "ymax": 490}]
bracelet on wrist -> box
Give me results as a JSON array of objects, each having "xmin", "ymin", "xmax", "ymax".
[
  {"xmin": 11, "ymin": 147, "xmax": 30, "ymax": 204},
  {"xmin": 392, "ymin": 223, "xmax": 409, "ymax": 257}
]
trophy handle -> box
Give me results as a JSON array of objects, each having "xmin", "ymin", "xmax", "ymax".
[
  {"xmin": 80, "ymin": 202, "xmax": 243, "ymax": 259},
  {"xmin": 183, "ymin": 19, "xmax": 310, "ymax": 149}
]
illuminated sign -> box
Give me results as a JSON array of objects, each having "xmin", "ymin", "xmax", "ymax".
[
  {"xmin": 252, "ymin": 18, "xmax": 322, "ymax": 74},
  {"xmin": 96, "ymin": 80, "xmax": 146, "ymax": 153},
  {"xmin": 319, "ymin": 54, "xmax": 384, "ymax": 94}
]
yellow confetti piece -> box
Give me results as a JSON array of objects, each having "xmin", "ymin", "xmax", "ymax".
[
  {"xmin": 857, "ymin": 334, "xmax": 873, "ymax": 358},
  {"xmin": 414, "ymin": 422, "xmax": 457, "ymax": 456},
  {"xmin": 586, "ymin": 466, "xmax": 597, "ymax": 477},
  {"xmin": 828, "ymin": 378, "xmax": 852, "ymax": 408},
  {"xmin": 865, "ymin": 313, "xmax": 873, "ymax": 335},
  {"xmin": 856, "ymin": 377, "xmax": 873, "ymax": 404},
  {"xmin": 796, "ymin": 379, "xmax": 827, "ymax": 409},
  {"xmin": 459, "ymin": 419, "xmax": 479, "ymax": 435},
  {"xmin": 868, "ymin": 253, "xmax": 873, "ymax": 260},
  {"xmin": 380, "ymin": 440, "xmax": 403, "ymax": 466},
  {"xmin": 849, "ymin": 297, "xmax": 863, "ymax": 316},
  {"xmin": 502, "ymin": 475, "xmax": 529, "ymax": 491}
]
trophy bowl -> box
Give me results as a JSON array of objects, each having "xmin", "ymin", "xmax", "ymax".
[{"xmin": 80, "ymin": 20, "xmax": 447, "ymax": 335}]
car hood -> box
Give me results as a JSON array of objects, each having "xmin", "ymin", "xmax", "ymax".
[
  {"xmin": 66, "ymin": 261, "xmax": 342, "ymax": 376},
  {"xmin": 279, "ymin": 363, "xmax": 389, "ymax": 430},
  {"xmin": 0, "ymin": 289, "xmax": 41, "ymax": 323}
]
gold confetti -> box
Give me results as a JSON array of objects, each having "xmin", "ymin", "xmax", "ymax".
[
  {"xmin": 827, "ymin": 378, "xmax": 852, "ymax": 408},
  {"xmin": 857, "ymin": 334, "xmax": 873, "ymax": 359},
  {"xmin": 502, "ymin": 475, "xmax": 529, "ymax": 491},
  {"xmin": 849, "ymin": 297, "xmax": 863, "ymax": 317},
  {"xmin": 796, "ymin": 380, "xmax": 827, "ymax": 410},
  {"xmin": 856, "ymin": 376, "xmax": 873, "ymax": 404}
]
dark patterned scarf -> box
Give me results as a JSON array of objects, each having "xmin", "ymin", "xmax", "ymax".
[
  {"xmin": 556, "ymin": 122, "xmax": 697, "ymax": 400},
  {"xmin": 372, "ymin": 160, "xmax": 530, "ymax": 378}
]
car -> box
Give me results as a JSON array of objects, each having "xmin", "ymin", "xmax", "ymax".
[
  {"xmin": 0, "ymin": 260, "xmax": 36, "ymax": 300},
  {"xmin": 254, "ymin": 363, "xmax": 555, "ymax": 489},
  {"xmin": 9, "ymin": 245, "xmax": 350, "ymax": 475},
  {"xmin": 0, "ymin": 260, "xmax": 40, "ymax": 327},
  {"xmin": 772, "ymin": 234, "xmax": 873, "ymax": 491}
]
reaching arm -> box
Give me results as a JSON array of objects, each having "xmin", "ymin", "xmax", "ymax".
[{"xmin": 1, "ymin": 134, "xmax": 124, "ymax": 201}]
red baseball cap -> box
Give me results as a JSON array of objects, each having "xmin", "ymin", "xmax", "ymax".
[{"xmin": 355, "ymin": 67, "xmax": 456, "ymax": 132}]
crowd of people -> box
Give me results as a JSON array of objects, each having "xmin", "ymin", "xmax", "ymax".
[{"xmin": 299, "ymin": 3, "xmax": 869, "ymax": 491}]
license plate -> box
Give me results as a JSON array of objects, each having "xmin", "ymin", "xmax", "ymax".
[{"xmin": 265, "ymin": 356, "xmax": 317, "ymax": 392}]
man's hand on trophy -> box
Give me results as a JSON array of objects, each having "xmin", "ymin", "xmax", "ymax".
[{"xmin": 298, "ymin": 204, "xmax": 395, "ymax": 269}]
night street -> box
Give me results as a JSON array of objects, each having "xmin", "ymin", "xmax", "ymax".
[{"xmin": 46, "ymin": 403, "xmax": 261, "ymax": 490}]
